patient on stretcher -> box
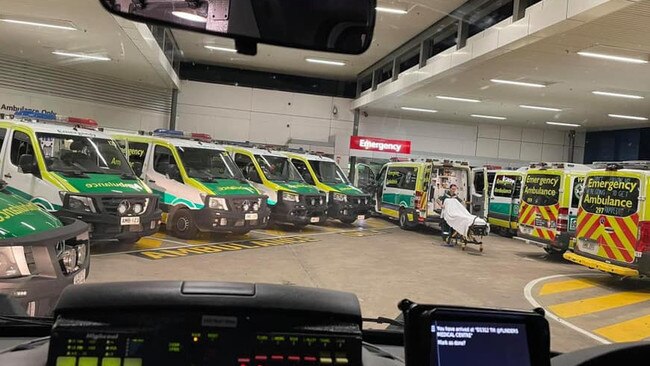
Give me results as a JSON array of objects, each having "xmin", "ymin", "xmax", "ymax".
[{"xmin": 441, "ymin": 197, "xmax": 489, "ymax": 250}]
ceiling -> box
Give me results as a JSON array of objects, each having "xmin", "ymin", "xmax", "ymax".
[
  {"xmin": 173, "ymin": 0, "xmax": 467, "ymax": 80},
  {"xmin": 362, "ymin": 0, "xmax": 650, "ymax": 130},
  {"xmin": 0, "ymin": 0, "xmax": 172, "ymax": 88}
]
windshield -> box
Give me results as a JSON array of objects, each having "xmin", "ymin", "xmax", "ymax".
[
  {"xmin": 309, "ymin": 160, "xmax": 349, "ymax": 184},
  {"xmin": 521, "ymin": 173, "xmax": 561, "ymax": 207},
  {"xmin": 176, "ymin": 147, "xmax": 244, "ymax": 182},
  {"xmin": 37, "ymin": 133, "xmax": 133, "ymax": 176},
  {"xmin": 255, "ymin": 154, "xmax": 304, "ymax": 182}
]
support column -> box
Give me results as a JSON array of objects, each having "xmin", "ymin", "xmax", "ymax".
[
  {"xmin": 169, "ymin": 88, "xmax": 179, "ymax": 130},
  {"xmin": 349, "ymin": 109, "xmax": 360, "ymax": 182},
  {"xmin": 513, "ymin": 0, "xmax": 529, "ymax": 22},
  {"xmin": 568, "ymin": 130, "xmax": 576, "ymax": 163},
  {"xmin": 457, "ymin": 19, "xmax": 468, "ymax": 49}
]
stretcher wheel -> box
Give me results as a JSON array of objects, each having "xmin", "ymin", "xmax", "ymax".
[{"xmin": 479, "ymin": 245, "xmax": 484, "ymax": 252}]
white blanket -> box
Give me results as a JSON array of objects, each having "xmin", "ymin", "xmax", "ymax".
[{"xmin": 441, "ymin": 198, "xmax": 487, "ymax": 237}]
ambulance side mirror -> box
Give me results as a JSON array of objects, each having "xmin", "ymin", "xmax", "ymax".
[
  {"xmin": 18, "ymin": 154, "xmax": 35, "ymax": 174},
  {"xmin": 131, "ymin": 162, "xmax": 143, "ymax": 177}
]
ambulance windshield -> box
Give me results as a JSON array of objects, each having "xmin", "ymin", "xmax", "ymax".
[
  {"xmin": 37, "ymin": 133, "xmax": 133, "ymax": 176},
  {"xmin": 255, "ymin": 155, "xmax": 303, "ymax": 183},
  {"xmin": 522, "ymin": 174, "xmax": 561, "ymax": 207},
  {"xmin": 581, "ymin": 175, "xmax": 640, "ymax": 217},
  {"xmin": 176, "ymin": 147, "xmax": 244, "ymax": 182},
  {"xmin": 309, "ymin": 160, "xmax": 349, "ymax": 185}
]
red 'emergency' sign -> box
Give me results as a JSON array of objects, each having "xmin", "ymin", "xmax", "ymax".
[{"xmin": 349, "ymin": 136, "xmax": 411, "ymax": 154}]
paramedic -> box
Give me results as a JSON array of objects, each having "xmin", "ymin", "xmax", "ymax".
[{"xmin": 438, "ymin": 184, "xmax": 462, "ymax": 244}]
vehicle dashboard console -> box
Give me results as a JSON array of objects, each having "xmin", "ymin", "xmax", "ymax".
[{"xmin": 47, "ymin": 282, "xmax": 363, "ymax": 366}]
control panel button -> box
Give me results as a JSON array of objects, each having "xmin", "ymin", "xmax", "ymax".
[
  {"xmin": 335, "ymin": 357, "xmax": 349, "ymax": 365},
  {"xmin": 79, "ymin": 357, "xmax": 99, "ymax": 366},
  {"xmin": 320, "ymin": 357, "xmax": 333, "ymax": 364},
  {"xmin": 101, "ymin": 358, "xmax": 121, "ymax": 366},
  {"xmin": 123, "ymin": 358, "xmax": 143, "ymax": 366},
  {"xmin": 56, "ymin": 356, "xmax": 76, "ymax": 366}
]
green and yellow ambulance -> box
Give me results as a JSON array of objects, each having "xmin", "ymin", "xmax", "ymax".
[
  {"xmin": 285, "ymin": 152, "xmax": 373, "ymax": 224},
  {"xmin": 516, "ymin": 162, "xmax": 589, "ymax": 254},
  {"xmin": 374, "ymin": 159, "xmax": 472, "ymax": 230},
  {"xmin": 487, "ymin": 169, "xmax": 525, "ymax": 236},
  {"xmin": 565, "ymin": 161, "xmax": 650, "ymax": 277},
  {"xmin": 227, "ymin": 146, "xmax": 327, "ymax": 228},
  {"xmin": 0, "ymin": 178, "xmax": 89, "ymax": 316},
  {"xmin": 0, "ymin": 111, "xmax": 161, "ymax": 244},
  {"xmin": 111, "ymin": 130, "xmax": 270, "ymax": 239}
]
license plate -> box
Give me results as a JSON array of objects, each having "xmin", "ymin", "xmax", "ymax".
[
  {"xmin": 74, "ymin": 269, "xmax": 86, "ymax": 284},
  {"xmin": 121, "ymin": 216, "xmax": 140, "ymax": 225},
  {"xmin": 357, "ymin": 215, "xmax": 365, "ymax": 220},
  {"xmin": 534, "ymin": 218, "xmax": 546, "ymax": 227},
  {"xmin": 245, "ymin": 213, "xmax": 258, "ymax": 220},
  {"xmin": 310, "ymin": 217, "xmax": 320, "ymax": 223},
  {"xmin": 579, "ymin": 240, "xmax": 599, "ymax": 255}
]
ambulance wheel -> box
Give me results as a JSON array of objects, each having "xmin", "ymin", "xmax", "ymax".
[
  {"xmin": 544, "ymin": 247, "xmax": 565, "ymax": 256},
  {"xmin": 171, "ymin": 208, "xmax": 199, "ymax": 240},
  {"xmin": 118, "ymin": 237, "xmax": 140, "ymax": 245},
  {"xmin": 340, "ymin": 217, "xmax": 357, "ymax": 225},
  {"xmin": 399, "ymin": 210, "xmax": 414, "ymax": 230},
  {"xmin": 230, "ymin": 229, "xmax": 251, "ymax": 235}
]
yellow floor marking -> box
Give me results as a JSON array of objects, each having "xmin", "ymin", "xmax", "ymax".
[
  {"xmin": 549, "ymin": 292, "xmax": 650, "ymax": 318},
  {"xmin": 594, "ymin": 314, "xmax": 650, "ymax": 342},
  {"xmin": 151, "ymin": 232, "xmax": 168, "ymax": 239},
  {"xmin": 538, "ymin": 278, "xmax": 598, "ymax": 296},
  {"xmin": 134, "ymin": 237, "xmax": 164, "ymax": 249}
]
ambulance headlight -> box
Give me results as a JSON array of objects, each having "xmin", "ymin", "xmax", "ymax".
[
  {"xmin": 333, "ymin": 192, "xmax": 347, "ymax": 202},
  {"xmin": 117, "ymin": 202, "xmax": 128, "ymax": 215},
  {"xmin": 132, "ymin": 203, "xmax": 144, "ymax": 214},
  {"xmin": 282, "ymin": 191, "xmax": 299, "ymax": 202},
  {"xmin": 59, "ymin": 248, "xmax": 77, "ymax": 274},
  {"xmin": 0, "ymin": 247, "xmax": 30, "ymax": 278},
  {"xmin": 252, "ymin": 199, "xmax": 260, "ymax": 211},
  {"xmin": 67, "ymin": 195, "xmax": 96, "ymax": 213},
  {"xmin": 208, "ymin": 197, "xmax": 228, "ymax": 210},
  {"xmin": 76, "ymin": 244, "xmax": 87, "ymax": 267}
]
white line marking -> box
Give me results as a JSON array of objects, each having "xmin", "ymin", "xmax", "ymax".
[{"xmin": 523, "ymin": 273, "xmax": 611, "ymax": 345}]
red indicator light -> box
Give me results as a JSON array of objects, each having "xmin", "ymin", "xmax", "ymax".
[
  {"xmin": 288, "ymin": 356, "xmax": 300, "ymax": 362},
  {"xmin": 237, "ymin": 358, "xmax": 251, "ymax": 363},
  {"xmin": 304, "ymin": 356, "xmax": 317, "ymax": 362},
  {"xmin": 271, "ymin": 355, "xmax": 284, "ymax": 361},
  {"xmin": 255, "ymin": 355, "xmax": 268, "ymax": 361},
  {"xmin": 65, "ymin": 117, "xmax": 99, "ymax": 128}
]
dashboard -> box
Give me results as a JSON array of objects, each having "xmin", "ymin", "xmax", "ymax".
[{"xmin": 0, "ymin": 281, "xmax": 647, "ymax": 366}]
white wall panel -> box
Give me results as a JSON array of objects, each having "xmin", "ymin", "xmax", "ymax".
[
  {"xmin": 179, "ymin": 81, "xmax": 252, "ymax": 110},
  {"xmin": 478, "ymin": 124, "xmax": 500, "ymax": 139},
  {"xmin": 542, "ymin": 144, "xmax": 564, "ymax": 161},
  {"xmin": 529, "ymin": 0, "xmax": 569, "ymax": 34},
  {"xmin": 543, "ymin": 130, "xmax": 566, "ymax": 144},
  {"xmin": 522, "ymin": 128, "xmax": 544, "ymax": 143},
  {"xmin": 471, "ymin": 28, "xmax": 499, "ymax": 58},
  {"xmin": 498, "ymin": 16, "xmax": 529, "ymax": 47},
  {"xmin": 520, "ymin": 142, "xmax": 543, "ymax": 161},
  {"xmin": 568, "ymin": 0, "xmax": 608, "ymax": 17},
  {"xmin": 251, "ymin": 89, "xmax": 292, "ymax": 115},
  {"xmin": 476, "ymin": 138, "xmax": 499, "ymax": 158},
  {"xmin": 498, "ymin": 140, "xmax": 522, "ymax": 160},
  {"xmin": 500, "ymin": 126, "xmax": 523, "ymax": 141}
]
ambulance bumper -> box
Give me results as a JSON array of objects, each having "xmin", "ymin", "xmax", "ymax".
[
  {"xmin": 563, "ymin": 252, "xmax": 640, "ymax": 277},
  {"xmin": 516, "ymin": 229, "xmax": 571, "ymax": 252}
]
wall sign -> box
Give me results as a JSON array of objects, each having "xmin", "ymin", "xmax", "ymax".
[{"xmin": 349, "ymin": 136, "xmax": 411, "ymax": 154}]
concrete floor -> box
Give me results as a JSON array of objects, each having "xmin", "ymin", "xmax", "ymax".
[{"xmin": 88, "ymin": 218, "xmax": 650, "ymax": 353}]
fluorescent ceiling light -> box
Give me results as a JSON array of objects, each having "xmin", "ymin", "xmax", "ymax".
[
  {"xmin": 471, "ymin": 114, "xmax": 506, "ymax": 120},
  {"xmin": 577, "ymin": 51, "xmax": 648, "ymax": 64},
  {"xmin": 375, "ymin": 6, "xmax": 408, "ymax": 14},
  {"xmin": 171, "ymin": 11, "xmax": 207, "ymax": 23},
  {"xmin": 204, "ymin": 45, "xmax": 237, "ymax": 53},
  {"xmin": 0, "ymin": 18, "xmax": 76, "ymax": 31},
  {"xmin": 592, "ymin": 91, "xmax": 644, "ymax": 99},
  {"xmin": 490, "ymin": 79, "xmax": 546, "ymax": 88},
  {"xmin": 519, "ymin": 105, "xmax": 562, "ymax": 112},
  {"xmin": 608, "ymin": 114, "xmax": 648, "ymax": 121},
  {"xmin": 401, "ymin": 107, "xmax": 437, "ymax": 113},
  {"xmin": 436, "ymin": 95, "xmax": 480, "ymax": 103},
  {"xmin": 305, "ymin": 58, "xmax": 346, "ymax": 66},
  {"xmin": 52, "ymin": 51, "xmax": 110, "ymax": 61},
  {"xmin": 546, "ymin": 121, "xmax": 581, "ymax": 127}
]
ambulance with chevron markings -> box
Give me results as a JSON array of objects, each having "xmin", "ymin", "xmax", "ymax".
[
  {"xmin": 564, "ymin": 161, "xmax": 650, "ymax": 277},
  {"xmin": 516, "ymin": 162, "xmax": 590, "ymax": 254},
  {"xmin": 0, "ymin": 111, "xmax": 161, "ymax": 244}
]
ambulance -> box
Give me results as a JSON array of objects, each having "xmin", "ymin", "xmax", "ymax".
[
  {"xmin": 565, "ymin": 161, "xmax": 650, "ymax": 277},
  {"xmin": 110, "ymin": 130, "xmax": 271, "ymax": 239},
  {"xmin": 516, "ymin": 162, "xmax": 590, "ymax": 254},
  {"xmin": 226, "ymin": 146, "xmax": 327, "ymax": 227},
  {"xmin": 487, "ymin": 169, "xmax": 525, "ymax": 237},
  {"xmin": 0, "ymin": 111, "xmax": 161, "ymax": 244},
  {"xmin": 374, "ymin": 159, "xmax": 473, "ymax": 229},
  {"xmin": 285, "ymin": 151, "xmax": 373, "ymax": 224},
  {"xmin": 0, "ymin": 179, "xmax": 89, "ymax": 316}
]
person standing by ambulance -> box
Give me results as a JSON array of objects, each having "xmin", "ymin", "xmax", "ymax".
[{"xmin": 438, "ymin": 184, "xmax": 463, "ymax": 246}]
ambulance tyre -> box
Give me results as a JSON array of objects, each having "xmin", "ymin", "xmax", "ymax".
[
  {"xmin": 340, "ymin": 217, "xmax": 357, "ymax": 225},
  {"xmin": 171, "ymin": 208, "xmax": 199, "ymax": 240},
  {"xmin": 118, "ymin": 237, "xmax": 140, "ymax": 245},
  {"xmin": 231, "ymin": 229, "xmax": 251, "ymax": 235},
  {"xmin": 543, "ymin": 247, "xmax": 565, "ymax": 256},
  {"xmin": 398, "ymin": 209, "xmax": 414, "ymax": 230}
]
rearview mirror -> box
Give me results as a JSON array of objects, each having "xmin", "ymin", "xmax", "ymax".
[
  {"xmin": 18, "ymin": 154, "xmax": 35, "ymax": 174},
  {"xmin": 99, "ymin": 0, "xmax": 376, "ymax": 55}
]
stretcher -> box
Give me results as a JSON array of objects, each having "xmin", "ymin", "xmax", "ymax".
[{"xmin": 442, "ymin": 198, "xmax": 490, "ymax": 251}]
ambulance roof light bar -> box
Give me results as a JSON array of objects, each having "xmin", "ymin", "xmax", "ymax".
[
  {"xmin": 13, "ymin": 110, "xmax": 98, "ymax": 129},
  {"xmin": 152, "ymin": 129, "xmax": 212, "ymax": 142}
]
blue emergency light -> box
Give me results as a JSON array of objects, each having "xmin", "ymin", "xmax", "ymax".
[
  {"xmin": 14, "ymin": 110, "xmax": 57, "ymax": 120},
  {"xmin": 153, "ymin": 129, "xmax": 184, "ymax": 136}
]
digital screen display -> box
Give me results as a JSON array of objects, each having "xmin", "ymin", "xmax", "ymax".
[{"xmin": 430, "ymin": 320, "xmax": 531, "ymax": 366}]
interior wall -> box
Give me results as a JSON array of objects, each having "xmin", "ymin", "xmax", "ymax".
[
  {"xmin": 0, "ymin": 87, "xmax": 168, "ymax": 131},
  {"xmin": 176, "ymin": 81, "xmax": 580, "ymax": 172}
]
